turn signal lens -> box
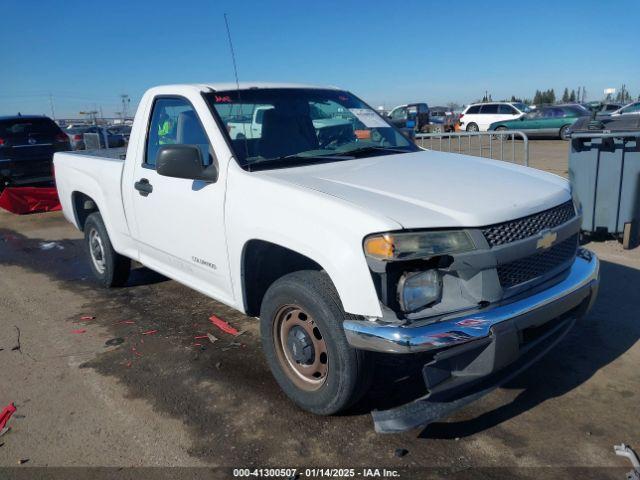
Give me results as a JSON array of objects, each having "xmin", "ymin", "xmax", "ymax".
[
  {"xmin": 364, "ymin": 230, "xmax": 475, "ymax": 261},
  {"xmin": 364, "ymin": 234, "xmax": 394, "ymax": 259}
]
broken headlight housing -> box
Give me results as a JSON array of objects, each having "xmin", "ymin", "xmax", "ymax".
[
  {"xmin": 398, "ymin": 269, "xmax": 442, "ymax": 312},
  {"xmin": 364, "ymin": 230, "xmax": 475, "ymax": 261}
]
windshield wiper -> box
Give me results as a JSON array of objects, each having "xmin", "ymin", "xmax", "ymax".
[
  {"xmin": 245, "ymin": 153, "xmax": 354, "ymax": 171},
  {"xmin": 333, "ymin": 146, "xmax": 411, "ymax": 157}
]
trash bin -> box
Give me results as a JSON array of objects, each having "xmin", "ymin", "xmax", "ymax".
[{"xmin": 569, "ymin": 126, "xmax": 640, "ymax": 249}]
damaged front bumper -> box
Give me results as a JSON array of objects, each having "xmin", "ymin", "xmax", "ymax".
[{"xmin": 343, "ymin": 249, "xmax": 600, "ymax": 433}]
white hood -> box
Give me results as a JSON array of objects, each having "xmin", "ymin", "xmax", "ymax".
[{"xmin": 259, "ymin": 150, "xmax": 571, "ymax": 229}]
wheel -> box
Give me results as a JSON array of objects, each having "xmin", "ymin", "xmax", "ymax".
[
  {"xmin": 260, "ymin": 270, "xmax": 373, "ymax": 415},
  {"xmin": 559, "ymin": 125, "xmax": 571, "ymax": 140},
  {"xmin": 84, "ymin": 212, "xmax": 131, "ymax": 287},
  {"xmin": 492, "ymin": 126, "xmax": 508, "ymax": 141},
  {"xmin": 466, "ymin": 122, "xmax": 479, "ymax": 132}
]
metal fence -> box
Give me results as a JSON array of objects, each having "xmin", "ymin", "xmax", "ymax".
[{"xmin": 415, "ymin": 131, "xmax": 530, "ymax": 167}]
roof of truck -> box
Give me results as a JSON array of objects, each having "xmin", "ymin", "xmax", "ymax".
[{"xmin": 196, "ymin": 82, "xmax": 341, "ymax": 91}]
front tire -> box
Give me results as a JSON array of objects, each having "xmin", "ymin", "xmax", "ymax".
[
  {"xmin": 84, "ymin": 212, "xmax": 131, "ymax": 287},
  {"xmin": 260, "ymin": 270, "xmax": 373, "ymax": 415}
]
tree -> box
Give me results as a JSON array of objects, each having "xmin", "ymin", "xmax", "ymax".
[
  {"xmin": 570, "ymin": 89, "xmax": 576, "ymax": 102},
  {"xmin": 533, "ymin": 90, "xmax": 542, "ymax": 105},
  {"xmin": 562, "ymin": 88, "xmax": 569, "ymax": 102}
]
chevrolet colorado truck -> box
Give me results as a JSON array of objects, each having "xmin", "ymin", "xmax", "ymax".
[{"xmin": 54, "ymin": 83, "xmax": 600, "ymax": 433}]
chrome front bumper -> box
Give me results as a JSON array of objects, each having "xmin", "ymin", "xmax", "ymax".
[{"xmin": 344, "ymin": 249, "xmax": 599, "ymax": 354}]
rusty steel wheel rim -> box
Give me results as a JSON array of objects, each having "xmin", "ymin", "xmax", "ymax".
[{"xmin": 273, "ymin": 305, "xmax": 328, "ymax": 391}]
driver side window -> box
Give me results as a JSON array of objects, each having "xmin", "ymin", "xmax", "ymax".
[{"xmin": 146, "ymin": 97, "xmax": 212, "ymax": 167}]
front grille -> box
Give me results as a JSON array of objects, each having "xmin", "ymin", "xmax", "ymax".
[
  {"xmin": 497, "ymin": 234, "xmax": 578, "ymax": 289},
  {"xmin": 482, "ymin": 200, "xmax": 575, "ymax": 247}
]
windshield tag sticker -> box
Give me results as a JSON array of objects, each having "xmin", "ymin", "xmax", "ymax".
[{"xmin": 348, "ymin": 108, "xmax": 389, "ymax": 128}]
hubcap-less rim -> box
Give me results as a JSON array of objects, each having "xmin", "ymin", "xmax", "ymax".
[
  {"xmin": 273, "ymin": 305, "xmax": 328, "ymax": 391},
  {"xmin": 88, "ymin": 228, "xmax": 106, "ymax": 274}
]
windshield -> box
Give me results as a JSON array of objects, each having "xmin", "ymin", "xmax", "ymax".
[
  {"xmin": 205, "ymin": 88, "xmax": 418, "ymax": 170},
  {"xmin": 512, "ymin": 102, "xmax": 530, "ymax": 113}
]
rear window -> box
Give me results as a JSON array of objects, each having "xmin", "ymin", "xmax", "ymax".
[
  {"xmin": 0, "ymin": 118, "xmax": 61, "ymax": 137},
  {"xmin": 466, "ymin": 105, "xmax": 481, "ymax": 114}
]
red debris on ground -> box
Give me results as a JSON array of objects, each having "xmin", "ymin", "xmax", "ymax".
[
  {"xmin": 192, "ymin": 343, "xmax": 203, "ymax": 347},
  {"xmin": 125, "ymin": 361, "xmax": 132, "ymax": 368},
  {"xmin": 194, "ymin": 335, "xmax": 209, "ymax": 339},
  {"xmin": 141, "ymin": 330, "xmax": 158, "ymax": 336},
  {"xmin": 71, "ymin": 329, "xmax": 87, "ymax": 334},
  {"xmin": 0, "ymin": 403, "xmax": 16, "ymax": 432},
  {"xmin": 209, "ymin": 315, "xmax": 240, "ymax": 336},
  {"xmin": 114, "ymin": 320, "xmax": 135, "ymax": 325},
  {"xmin": 80, "ymin": 315, "xmax": 95, "ymax": 321},
  {"xmin": 0, "ymin": 187, "xmax": 61, "ymax": 215},
  {"xmin": 131, "ymin": 347, "xmax": 142, "ymax": 357}
]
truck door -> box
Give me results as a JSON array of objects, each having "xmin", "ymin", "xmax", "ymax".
[{"xmin": 130, "ymin": 96, "xmax": 233, "ymax": 304}]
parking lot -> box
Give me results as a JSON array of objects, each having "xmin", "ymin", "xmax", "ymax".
[{"xmin": 0, "ymin": 139, "xmax": 638, "ymax": 478}]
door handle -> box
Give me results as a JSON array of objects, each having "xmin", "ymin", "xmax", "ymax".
[{"xmin": 134, "ymin": 178, "xmax": 153, "ymax": 196}]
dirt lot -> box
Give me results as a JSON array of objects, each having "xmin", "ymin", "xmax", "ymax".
[{"xmin": 0, "ymin": 140, "xmax": 638, "ymax": 478}]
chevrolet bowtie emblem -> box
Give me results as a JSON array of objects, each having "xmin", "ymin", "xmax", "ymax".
[{"xmin": 537, "ymin": 231, "xmax": 557, "ymax": 249}]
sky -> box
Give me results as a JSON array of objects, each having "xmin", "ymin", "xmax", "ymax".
[{"xmin": 2, "ymin": 0, "xmax": 639, "ymax": 118}]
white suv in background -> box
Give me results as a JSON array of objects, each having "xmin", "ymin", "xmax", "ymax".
[{"xmin": 459, "ymin": 102, "xmax": 529, "ymax": 132}]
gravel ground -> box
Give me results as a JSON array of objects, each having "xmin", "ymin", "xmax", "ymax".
[{"xmin": 0, "ymin": 140, "xmax": 638, "ymax": 479}]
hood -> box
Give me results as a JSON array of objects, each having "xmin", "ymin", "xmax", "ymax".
[{"xmin": 259, "ymin": 150, "xmax": 571, "ymax": 229}]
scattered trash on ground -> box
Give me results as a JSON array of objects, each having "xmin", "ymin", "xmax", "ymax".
[
  {"xmin": 131, "ymin": 347, "xmax": 142, "ymax": 357},
  {"xmin": 614, "ymin": 444, "xmax": 640, "ymax": 480},
  {"xmin": 0, "ymin": 403, "xmax": 17, "ymax": 436},
  {"xmin": 193, "ymin": 343, "xmax": 203, "ymax": 347},
  {"xmin": 194, "ymin": 335, "xmax": 208, "ymax": 340},
  {"xmin": 11, "ymin": 326, "xmax": 21, "ymax": 352},
  {"xmin": 80, "ymin": 315, "xmax": 95, "ymax": 321},
  {"xmin": 207, "ymin": 333, "xmax": 218, "ymax": 343},
  {"xmin": 209, "ymin": 315, "xmax": 240, "ymax": 336},
  {"xmin": 141, "ymin": 330, "xmax": 158, "ymax": 336},
  {"xmin": 215, "ymin": 362, "xmax": 222, "ymax": 370},
  {"xmin": 71, "ymin": 329, "xmax": 87, "ymax": 334},
  {"xmin": 115, "ymin": 320, "xmax": 135, "ymax": 325},
  {"xmin": 394, "ymin": 448, "xmax": 409, "ymax": 458},
  {"xmin": 105, "ymin": 338, "xmax": 124, "ymax": 347},
  {"xmin": 18, "ymin": 458, "xmax": 29, "ymax": 465},
  {"xmin": 39, "ymin": 241, "xmax": 64, "ymax": 251}
]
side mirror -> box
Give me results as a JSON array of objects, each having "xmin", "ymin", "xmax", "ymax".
[{"xmin": 156, "ymin": 145, "xmax": 218, "ymax": 182}]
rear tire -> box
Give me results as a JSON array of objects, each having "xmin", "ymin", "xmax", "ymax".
[
  {"xmin": 466, "ymin": 122, "xmax": 479, "ymax": 132},
  {"xmin": 260, "ymin": 270, "xmax": 373, "ymax": 415},
  {"xmin": 84, "ymin": 212, "xmax": 131, "ymax": 288},
  {"xmin": 559, "ymin": 125, "xmax": 571, "ymax": 140}
]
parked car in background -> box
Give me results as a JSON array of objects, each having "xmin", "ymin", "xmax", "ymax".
[
  {"xmin": 489, "ymin": 104, "xmax": 589, "ymax": 140},
  {"xmin": 386, "ymin": 103, "xmax": 430, "ymax": 132},
  {"xmin": 108, "ymin": 124, "xmax": 132, "ymax": 143},
  {"xmin": 0, "ymin": 115, "xmax": 70, "ymax": 188},
  {"xmin": 611, "ymin": 101, "xmax": 640, "ymax": 117},
  {"xmin": 428, "ymin": 106, "xmax": 457, "ymax": 132},
  {"xmin": 459, "ymin": 102, "xmax": 529, "ymax": 132},
  {"xmin": 66, "ymin": 126, "xmax": 126, "ymax": 150}
]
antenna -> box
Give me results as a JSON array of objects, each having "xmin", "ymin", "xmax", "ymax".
[
  {"xmin": 224, "ymin": 13, "xmax": 241, "ymax": 91},
  {"xmin": 223, "ymin": 13, "xmax": 250, "ymax": 169}
]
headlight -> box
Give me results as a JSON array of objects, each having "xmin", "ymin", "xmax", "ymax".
[
  {"xmin": 398, "ymin": 270, "xmax": 442, "ymax": 312},
  {"xmin": 364, "ymin": 230, "xmax": 475, "ymax": 261}
]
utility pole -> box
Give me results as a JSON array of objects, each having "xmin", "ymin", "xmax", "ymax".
[{"xmin": 48, "ymin": 93, "xmax": 56, "ymax": 120}]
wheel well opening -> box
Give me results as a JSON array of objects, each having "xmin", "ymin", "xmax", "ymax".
[
  {"xmin": 242, "ymin": 240, "xmax": 322, "ymax": 317},
  {"xmin": 72, "ymin": 192, "xmax": 99, "ymax": 231}
]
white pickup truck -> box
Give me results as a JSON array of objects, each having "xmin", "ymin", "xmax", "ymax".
[{"xmin": 54, "ymin": 83, "xmax": 600, "ymax": 432}]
